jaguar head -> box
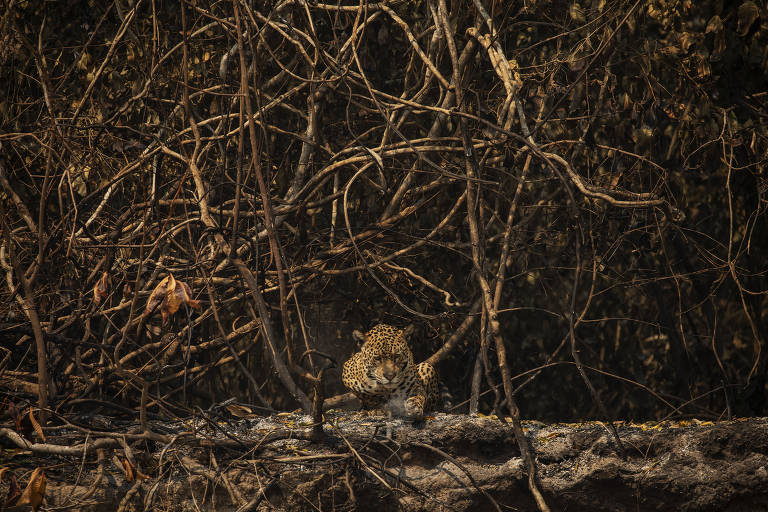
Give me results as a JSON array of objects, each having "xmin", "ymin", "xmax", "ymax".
[{"xmin": 353, "ymin": 324, "xmax": 415, "ymax": 387}]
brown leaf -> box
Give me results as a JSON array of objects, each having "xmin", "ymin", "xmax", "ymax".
[
  {"xmin": 28, "ymin": 409, "xmax": 45, "ymax": 442},
  {"xmin": 711, "ymin": 31, "xmax": 726, "ymax": 61},
  {"xmin": 16, "ymin": 467, "xmax": 46, "ymax": 511},
  {"xmin": 143, "ymin": 275, "xmax": 171, "ymax": 317},
  {"xmin": 8, "ymin": 402, "xmax": 31, "ymax": 438},
  {"xmin": 610, "ymin": 168, "xmax": 625, "ymax": 189},
  {"xmin": 705, "ymin": 15, "xmax": 723, "ymax": 34},
  {"xmin": 122, "ymin": 458, "xmax": 135, "ymax": 482},
  {"xmin": 144, "ymin": 274, "xmax": 199, "ymax": 324},
  {"xmin": 697, "ymin": 55, "xmax": 711, "ymax": 78},
  {"xmin": 569, "ymin": 3, "xmax": 585, "ymax": 23},
  {"xmin": 176, "ymin": 280, "xmax": 201, "ymax": 310},
  {"xmin": 93, "ymin": 271, "xmax": 109, "ymax": 304},
  {"xmin": 679, "ymin": 32, "xmax": 697, "ymax": 53},
  {"xmin": 8, "ymin": 402, "xmax": 22, "ymax": 432},
  {"xmin": 225, "ymin": 404, "xmax": 256, "ymax": 419},
  {"xmin": 160, "ymin": 303, "xmax": 171, "ymax": 325},
  {"xmin": 737, "ymin": 1, "xmax": 760, "ymax": 36},
  {"xmin": 117, "ymin": 458, "xmax": 149, "ymax": 482},
  {"xmin": 164, "ymin": 274, "xmax": 182, "ymax": 317}
]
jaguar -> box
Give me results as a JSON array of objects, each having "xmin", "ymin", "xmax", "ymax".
[{"xmin": 341, "ymin": 324, "xmax": 438, "ymax": 418}]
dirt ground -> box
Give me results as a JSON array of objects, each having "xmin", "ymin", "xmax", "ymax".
[{"xmin": 2, "ymin": 414, "xmax": 767, "ymax": 511}]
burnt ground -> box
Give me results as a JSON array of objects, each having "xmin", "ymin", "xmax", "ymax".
[{"xmin": 1, "ymin": 414, "xmax": 767, "ymax": 511}]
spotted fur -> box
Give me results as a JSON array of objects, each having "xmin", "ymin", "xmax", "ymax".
[{"xmin": 342, "ymin": 324, "xmax": 438, "ymax": 418}]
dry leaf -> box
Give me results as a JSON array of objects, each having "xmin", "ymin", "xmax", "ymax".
[
  {"xmin": 144, "ymin": 275, "xmax": 172, "ymax": 318},
  {"xmin": 175, "ymin": 280, "xmax": 201, "ymax": 310},
  {"xmin": 569, "ymin": 2, "xmax": 585, "ymax": 23},
  {"xmin": 16, "ymin": 467, "xmax": 46, "ymax": 511},
  {"xmin": 610, "ymin": 170, "xmax": 623, "ymax": 189},
  {"xmin": 679, "ymin": 32, "xmax": 697, "ymax": 52},
  {"xmin": 28, "ymin": 409, "xmax": 45, "ymax": 442},
  {"xmin": 118, "ymin": 458, "xmax": 149, "ymax": 482},
  {"xmin": 705, "ymin": 15, "xmax": 723, "ymax": 34},
  {"xmin": 144, "ymin": 274, "xmax": 200, "ymax": 324},
  {"xmin": 737, "ymin": 1, "xmax": 760, "ymax": 36},
  {"xmin": 122, "ymin": 458, "xmax": 135, "ymax": 482},
  {"xmin": 163, "ymin": 274, "xmax": 181, "ymax": 318},
  {"xmin": 93, "ymin": 271, "xmax": 109, "ymax": 304},
  {"xmin": 225, "ymin": 404, "xmax": 256, "ymax": 418},
  {"xmin": 8, "ymin": 402, "xmax": 23, "ymax": 433}
]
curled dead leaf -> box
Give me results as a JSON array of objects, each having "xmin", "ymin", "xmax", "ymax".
[
  {"xmin": 143, "ymin": 274, "xmax": 201, "ymax": 324},
  {"xmin": 16, "ymin": 467, "xmax": 46, "ymax": 511},
  {"xmin": 705, "ymin": 15, "xmax": 723, "ymax": 34},
  {"xmin": 737, "ymin": 1, "xmax": 760, "ymax": 37},
  {"xmin": 93, "ymin": 271, "xmax": 109, "ymax": 304},
  {"xmin": 144, "ymin": 275, "xmax": 171, "ymax": 318},
  {"xmin": 118, "ymin": 458, "xmax": 149, "ymax": 482},
  {"xmin": 122, "ymin": 458, "xmax": 135, "ymax": 482},
  {"xmin": 28, "ymin": 409, "xmax": 45, "ymax": 442},
  {"xmin": 174, "ymin": 280, "xmax": 201, "ymax": 311}
]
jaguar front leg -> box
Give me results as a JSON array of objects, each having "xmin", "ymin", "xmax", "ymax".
[
  {"xmin": 404, "ymin": 387, "xmax": 427, "ymax": 419},
  {"xmin": 407, "ymin": 362, "xmax": 438, "ymax": 417}
]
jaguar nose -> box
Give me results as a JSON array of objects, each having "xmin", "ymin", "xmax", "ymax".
[{"xmin": 382, "ymin": 361, "xmax": 396, "ymax": 381}]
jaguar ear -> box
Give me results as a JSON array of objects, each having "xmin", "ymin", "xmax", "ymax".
[
  {"xmin": 402, "ymin": 324, "xmax": 415, "ymax": 338},
  {"xmin": 352, "ymin": 329, "xmax": 366, "ymax": 346}
]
